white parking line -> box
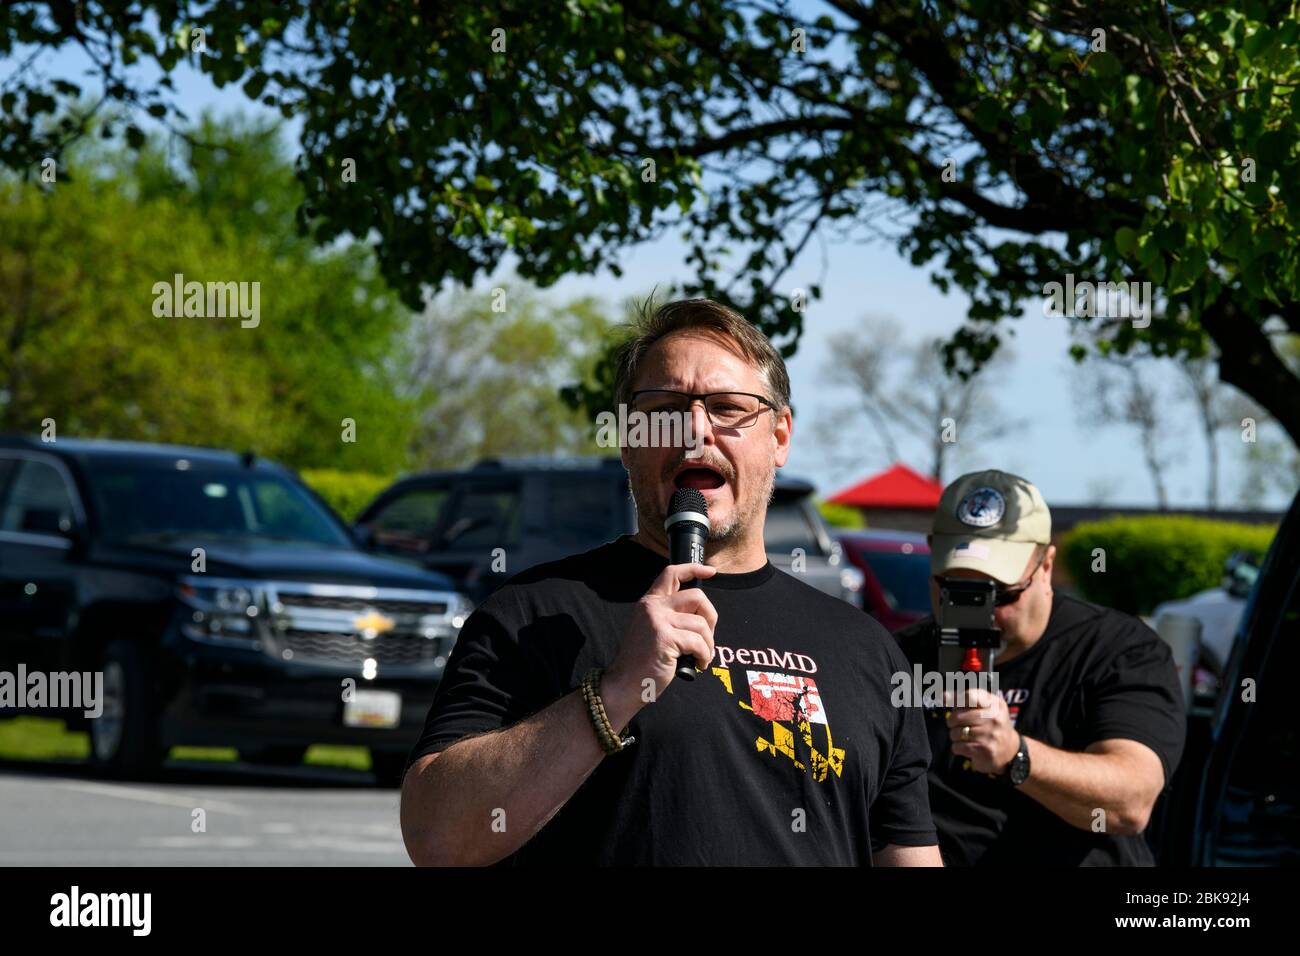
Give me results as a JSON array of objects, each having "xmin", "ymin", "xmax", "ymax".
[
  {"xmin": 49, "ymin": 780, "xmax": 251, "ymax": 815},
  {"xmin": 139, "ymin": 836, "xmax": 260, "ymax": 849}
]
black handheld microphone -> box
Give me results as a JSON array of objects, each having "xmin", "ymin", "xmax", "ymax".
[{"xmin": 664, "ymin": 487, "xmax": 710, "ymax": 681}]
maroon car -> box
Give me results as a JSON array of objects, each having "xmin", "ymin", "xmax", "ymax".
[{"xmin": 835, "ymin": 529, "xmax": 932, "ymax": 633}]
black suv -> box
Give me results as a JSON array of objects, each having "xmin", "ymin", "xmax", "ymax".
[
  {"xmin": 0, "ymin": 436, "xmax": 472, "ymax": 784},
  {"xmin": 354, "ymin": 457, "xmax": 864, "ymax": 607}
]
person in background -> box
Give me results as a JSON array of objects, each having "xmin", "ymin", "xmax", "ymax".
[{"xmin": 894, "ymin": 469, "xmax": 1186, "ymax": 865}]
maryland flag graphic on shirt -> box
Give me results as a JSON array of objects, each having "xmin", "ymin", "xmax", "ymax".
[{"xmin": 711, "ymin": 665, "xmax": 845, "ymax": 782}]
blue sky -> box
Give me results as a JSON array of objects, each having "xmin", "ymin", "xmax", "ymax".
[
  {"xmin": 548, "ymin": 223, "xmax": 1270, "ymax": 508},
  {"xmin": 22, "ymin": 29, "xmax": 1292, "ymax": 511}
]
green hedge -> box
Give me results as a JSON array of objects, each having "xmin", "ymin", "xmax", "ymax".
[
  {"xmin": 1058, "ymin": 515, "xmax": 1276, "ymax": 615},
  {"xmin": 299, "ymin": 468, "xmax": 394, "ymax": 522},
  {"xmin": 817, "ymin": 500, "xmax": 865, "ymax": 529}
]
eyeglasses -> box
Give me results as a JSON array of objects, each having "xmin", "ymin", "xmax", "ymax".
[{"xmin": 630, "ymin": 390, "xmax": 777, "ymax": 429}]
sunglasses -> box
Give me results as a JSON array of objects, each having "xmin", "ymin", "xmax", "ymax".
[{"xmin": 935, "ymin": 549, "xmax": 1047, "ymax": 607}]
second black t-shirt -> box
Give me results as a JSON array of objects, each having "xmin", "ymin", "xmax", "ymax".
[{"xmin": 894, "ymin": 595, "xmax": 1186, "ymax": 866}]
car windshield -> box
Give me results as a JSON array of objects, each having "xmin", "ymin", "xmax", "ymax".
[
  {"xmin": 86, "ymin": 463, "xmax": 352, "ymax": 548},
  {"xmin": 861, "ymin": 549, "xmax": 932, "ymax": 613}
]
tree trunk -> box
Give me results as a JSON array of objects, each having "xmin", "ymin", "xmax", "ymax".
[
  {"xmin": 1204, "ymin": 415, "xmax": 1219, "ymax": 512},
  {"xmin": 1141, "ymin": 430, "xmax": 1170, "ymax": 509},
  {"xmin": 1201, "ymin": 296, "xmax": 1300, "ymax": 450}
]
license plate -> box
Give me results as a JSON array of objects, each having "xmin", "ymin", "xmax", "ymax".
[{"xmin": 343, "ymin": 690, "xmax": 402, "ymax": 729}]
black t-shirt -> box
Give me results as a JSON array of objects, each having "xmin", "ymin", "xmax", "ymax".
[
  {"xmin": 893, "ymin": 595, "xmax": 1186, "ymax": 866},
  {"xmin": 408, "ymin": 535, "xmax": 938, "ymax": 865}
]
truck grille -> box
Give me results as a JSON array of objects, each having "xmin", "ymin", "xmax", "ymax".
[
  {"xmin": 260, "ymin": 581, "xmax": 464, "ymax": 672},
  {"xmin": 279, "ymin": 629, "xmax": 453, "ymax": 667},
  {"xmin": 277, "ymin": 594, "xmax": 448, "ymax": 616}
]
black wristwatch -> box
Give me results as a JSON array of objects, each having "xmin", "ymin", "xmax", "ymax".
[{"xmin": 1002, "ymin": 734, "xmax": 1030, "ymax": 786}]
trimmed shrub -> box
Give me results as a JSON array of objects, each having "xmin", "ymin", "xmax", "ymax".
[
  {"xmin": 817, "ymin": 500, "xmax": 865, "ymax": 529},
  {"xmin": 1058, "ymin": 515, "xmax": 1276, "ymax": 615},
  {"xmin": 299, "ymin": 468, "xmax": 393, "ymax": 522}
]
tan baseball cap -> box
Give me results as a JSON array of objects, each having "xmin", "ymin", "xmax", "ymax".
[{"xmin": 930, "ymin": 469, "xmax": 1052, "ymax": 585}]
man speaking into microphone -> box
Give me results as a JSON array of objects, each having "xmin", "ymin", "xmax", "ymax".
[{"xmin": 400, "ymin": 297, "xmax": 941, "ymax": 866}]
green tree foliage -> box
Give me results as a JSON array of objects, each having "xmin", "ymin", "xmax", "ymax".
[
  {"xmin": 6, "ymin": 3, "xmax": 1300, "ymax": 441},
  {"xmin": 0, "ymin": 114, "xmax": 416, "ymax": 472},
  {"xmin": 402, "ymin": 284, "xmax": 616, "ymax": 469}
]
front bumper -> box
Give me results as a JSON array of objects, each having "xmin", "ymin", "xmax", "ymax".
[
  {"xmin": 158, "ymin": 644, "xmax": 442, "ymax": 752},
  {"xmin": 157, "ymin": 579, "xmax": 464, "ymax": 753}
]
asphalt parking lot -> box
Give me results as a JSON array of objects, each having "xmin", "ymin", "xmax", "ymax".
[{"xmin": 0, "ymin": 760, "xmax": 409, "ymax": 866}]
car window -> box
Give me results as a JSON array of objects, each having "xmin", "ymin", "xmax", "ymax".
[
  {"xmin": 764, "ymin": 499, "xmax": 821, "ymax": 554},
  {"xmin": 861, "ymin": 550, "xmax": 932, "ymax": 613},
  {"xmin": 0, "ymin": 459, "xmax": 76, "ymax": 536},
  {"xmin": 547, "ymin": 475, "xmax": 622, "ymax": 548},
  {"xmin": 441, "ymin": 484, "xmax": 520, "ymax": 550},
  {"xmin": 0, "ymin": 458, "xmax": 18, "ymax": 501},
  {"xmin": 368, "ymin": 487, "xmax": 453, "ymax": 553},
  {"xmin": 251, "ymin": 481, "xmax": 339, "ymax": 542},
  {"xmin": 87, "ymin": 465, "xmax": 351, "ymax": 547}
]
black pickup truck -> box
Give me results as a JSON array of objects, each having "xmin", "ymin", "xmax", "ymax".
[{"xmin": 0, "ymin": 436, "xmax": 472, "ymax": 785}]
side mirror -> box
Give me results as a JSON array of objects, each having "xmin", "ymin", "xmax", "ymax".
[
  {"xmin": 1221, "ymin": 550, "xmax": 1260, "ymax": 600},
  {"xmin": 352, "ymin": 523, "xmax": 373, "ymax": 548}
]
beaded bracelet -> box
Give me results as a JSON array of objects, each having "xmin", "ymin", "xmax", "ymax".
[{"xmin": 582, "ymin": 667, "xmax": 635, "ymax": 755}]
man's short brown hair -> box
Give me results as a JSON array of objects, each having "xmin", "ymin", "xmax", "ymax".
[{"xmin": 611, "ymin": 297, "xmax": 791, "ymax": 412}]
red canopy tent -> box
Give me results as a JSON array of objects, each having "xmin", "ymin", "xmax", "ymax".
[
  {"xmin": 828, "ymin": 463, "xmax": 943, "ymax": 509},
  {"xmin": 827, "ymin": 464, "xmax": 943, "ymax": 531}
]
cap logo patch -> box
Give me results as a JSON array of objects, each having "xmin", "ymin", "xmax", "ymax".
[{"xmin": 956, "ymin": 487, "xmax": 1005, "ymax": 528}]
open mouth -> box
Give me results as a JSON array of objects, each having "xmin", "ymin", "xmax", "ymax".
[{"xmin": 672, "ymin": 463, "xmax": 727, "ymax": 491}]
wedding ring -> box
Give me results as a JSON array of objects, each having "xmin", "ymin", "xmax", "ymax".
[{"xmin": 961, "ymin": 725, "xmax": 972, "ymax": 741}]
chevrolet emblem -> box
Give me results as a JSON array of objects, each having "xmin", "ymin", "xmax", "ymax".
[{"xmin": 352, "ymin": 610, "xmax": 396, "ymax": 638}]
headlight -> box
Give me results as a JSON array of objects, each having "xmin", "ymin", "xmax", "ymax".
[
  {"xmin": 840, "ymin": 567, "xmax": 865, "ymax": 592},
  {"xmin": 840, "ymin": 567, "xmax": 866, "ymax": 608},
  {"xmin": 177, "ymin": 576, "xmax": 264, "ymax": 645},
  {"xmin": 448, "ymin": 593, "xmax": 477, "ymax": 631}
]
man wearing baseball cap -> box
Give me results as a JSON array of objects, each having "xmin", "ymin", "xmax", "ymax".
[{"xmin": 894, "ymin": 469, "xmax": 1186, "ymax": 865}]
